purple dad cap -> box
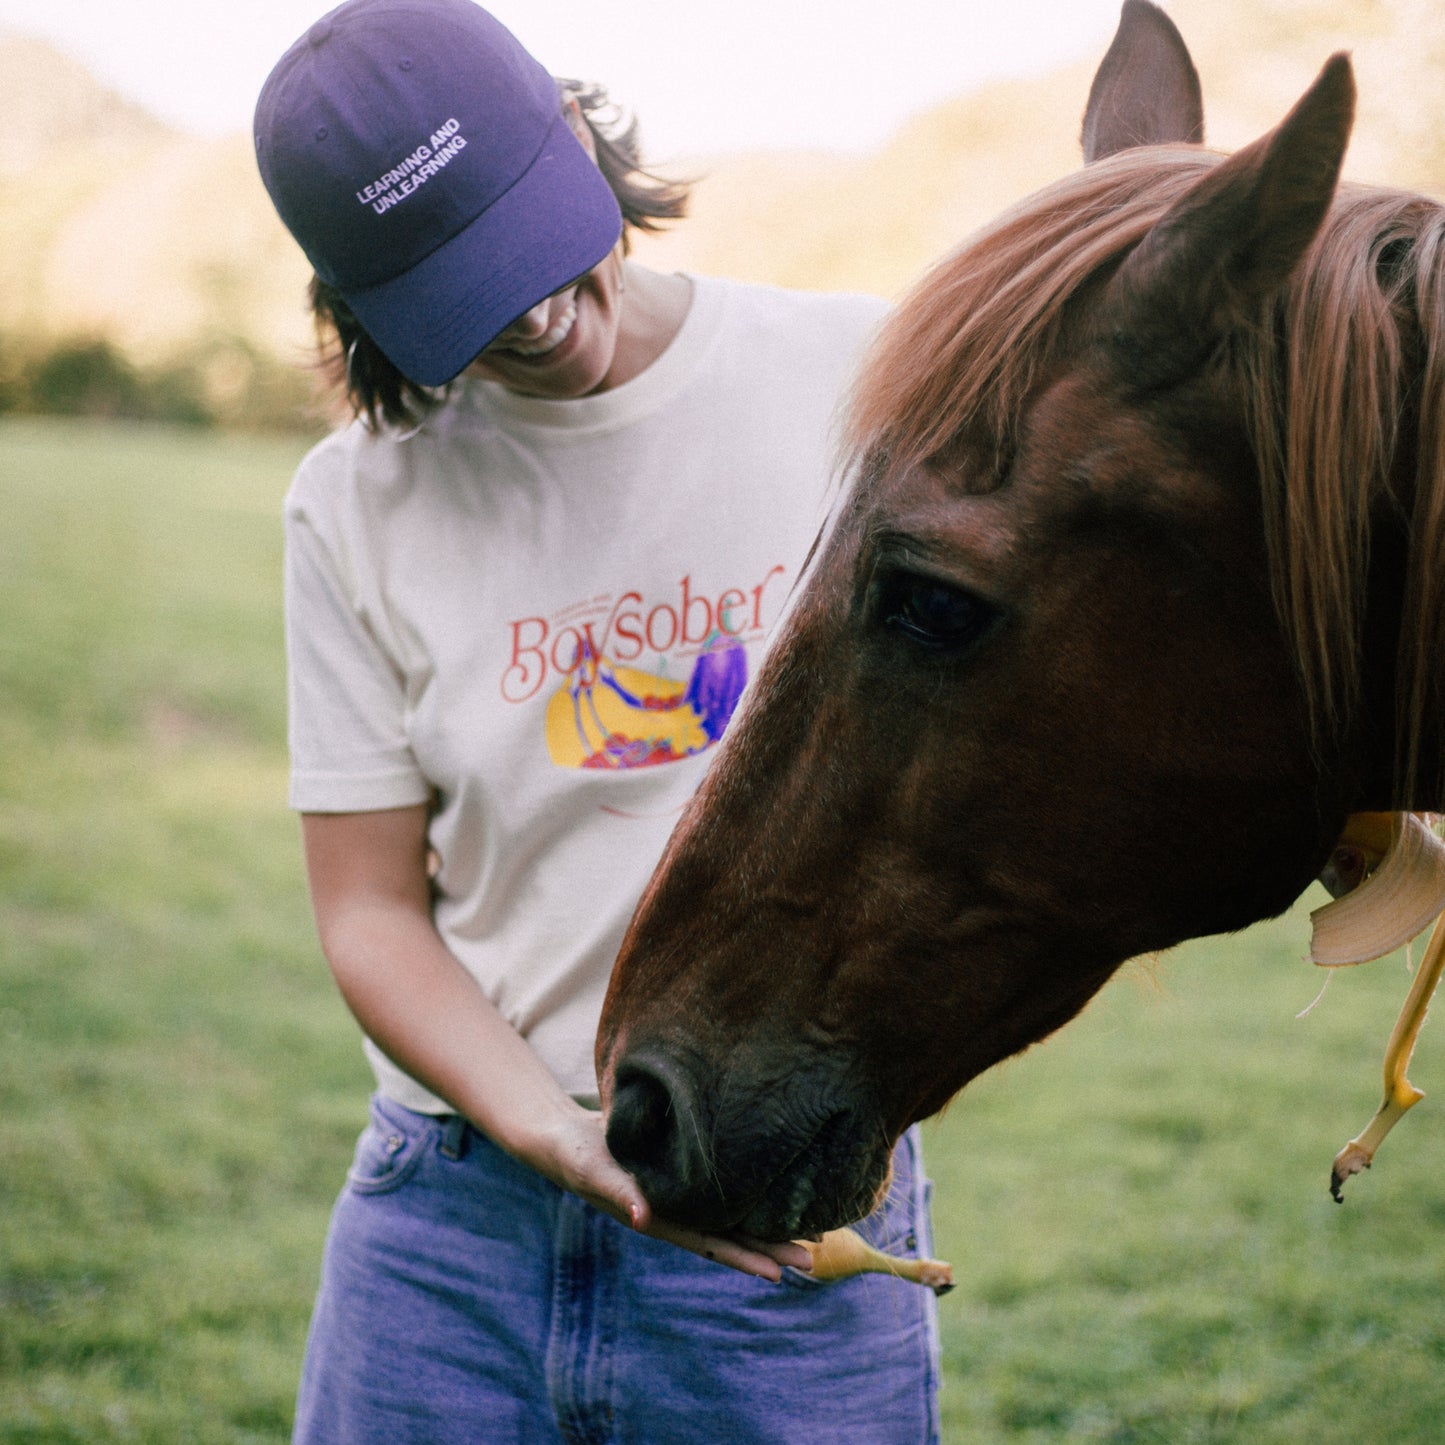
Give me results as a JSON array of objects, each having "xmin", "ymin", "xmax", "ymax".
[{"xmin": 254, "ymin": 0, "xmax": 623, "ymax": 386}]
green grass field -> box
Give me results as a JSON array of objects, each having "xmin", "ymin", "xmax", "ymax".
[{"xmin": 2, "ymin": 416, "xmax": 1443, "ymax": 1443}]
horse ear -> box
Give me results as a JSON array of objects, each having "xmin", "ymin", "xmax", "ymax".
[
  {"xmin": 1103, "ymin": 53, "xmax": 1355, "ymax": 382},
  {"xmin": 1082, "ymin": 0, "xmax": 1204, "ymax": 162}
]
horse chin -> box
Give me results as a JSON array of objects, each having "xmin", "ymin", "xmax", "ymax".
[{"xmin": 726, "ymin": 1110, "xmax": 895, "ymax": 1243}]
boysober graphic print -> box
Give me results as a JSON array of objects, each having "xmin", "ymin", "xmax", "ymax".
[{"xmin": 500, "ymin": 567, "xmax": 788, "ymax": 770}]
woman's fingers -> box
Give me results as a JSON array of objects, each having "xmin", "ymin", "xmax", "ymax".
[
  {"xmin": 738, "ymin": 1234, "xmax": 815, "ymax": 1274},
  {"xmin": 624, "ymin": 1201, "xmax": 814, "ymax": 1280},
  {"xmin": 636, "ymin": 1218, "xmax": 808, "ymax": 1281},
  {"xmin": 586, "ymin": 1167, "xmax": 812, "ymax": 1280}
]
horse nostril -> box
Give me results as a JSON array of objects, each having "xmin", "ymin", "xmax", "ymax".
[{"xmin": 605, "ymin": 1056, "xmax": 701, "ymax": 1196}]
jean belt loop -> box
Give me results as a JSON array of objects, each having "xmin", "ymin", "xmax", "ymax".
[{"xmin": 439, "ymin": 1114, "xmax": 468, "ymax": 1161}]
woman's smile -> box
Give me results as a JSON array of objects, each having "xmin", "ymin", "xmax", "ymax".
[
  {"xmin": 465, "ymin": 260, "xmax": 626, "ymax": 398},
  {"xmin": 485, "ymin": 285, "xmax": 581, "ymax": 362},
  {"xmin": 498, "ymin": 297, "xmax": 578, "ymax": 358}
]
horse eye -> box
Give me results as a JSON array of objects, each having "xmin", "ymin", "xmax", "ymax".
[{"xmin": 875, "ymin": 570, "xmax": 992, "ymax": 651}]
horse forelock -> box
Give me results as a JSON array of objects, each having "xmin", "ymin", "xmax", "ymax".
[
  {"xmin": 844, "ymin": 146, "xmax": 1212, "ymax": 475},
  {"xmin": 847, "ymin": 148, "xmax": 1445, "ymax": 806}
]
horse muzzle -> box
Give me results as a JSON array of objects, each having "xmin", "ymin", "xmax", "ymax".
[{"xmin": 603, "ymin": 1045, "xmax": 892, "ymax": 1241}]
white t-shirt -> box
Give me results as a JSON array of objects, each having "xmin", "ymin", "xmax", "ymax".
[{"xmin": 284, "ymin": 274, "xmax": 888, "ymax": 1110}]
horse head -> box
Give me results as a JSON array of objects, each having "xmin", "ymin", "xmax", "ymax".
[{"xmin": 597, "ymin": 0, "xmax": 1445, "ymax": 1241}]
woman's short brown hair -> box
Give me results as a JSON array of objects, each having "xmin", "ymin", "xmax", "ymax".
[{"xmin": 309, "ymin": 81, "xmax": 691, "ymax": 430}]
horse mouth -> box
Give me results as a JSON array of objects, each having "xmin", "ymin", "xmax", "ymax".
[
  {"xmin": 734, "ymin": 1112, "xmax": 893, "ymax": 1242},
  {"xmin": 604, "ymin": 1051, "xmax": 892, "ymax": 1241}
]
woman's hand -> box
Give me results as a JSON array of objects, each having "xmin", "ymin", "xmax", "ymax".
[{"xmin": 537, "ymin": 1108, "xmax": 814, "ymax": 1282}]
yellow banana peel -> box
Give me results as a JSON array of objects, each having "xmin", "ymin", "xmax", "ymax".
[
  {"xmin": 1311, "ymin": 812, "xmax": 1445, "ymax": 1199},
  {"xmin": 1310, "ymin": 812, "xmax": 1445, "ymax": 966},
  {"xmin": 797, "ymin": 1227, "xmax": 954, "ymax": 1294}
]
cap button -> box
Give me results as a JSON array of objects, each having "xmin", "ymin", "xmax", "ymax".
[{"xmin": 307, "ymin": 17, "xmax": 334, "ymax": 46}]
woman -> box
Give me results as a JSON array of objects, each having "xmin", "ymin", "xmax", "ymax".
[{"xmin": 255, "ymin": 1, "xmax": 941, "ymax": 1439}]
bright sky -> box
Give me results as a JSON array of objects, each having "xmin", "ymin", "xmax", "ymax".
[{"xmin": 2, "ymin": 0, "xmax": 1127, "ymax": 157}]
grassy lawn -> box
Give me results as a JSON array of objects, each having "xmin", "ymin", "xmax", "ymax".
[
  {"xmin": 929, "ymin": 920, "xmax": 1445, "ymax": 1442},
  {"xmin": 2, "ymin": 416, "xmax": 1443, "ymax": 1441}
]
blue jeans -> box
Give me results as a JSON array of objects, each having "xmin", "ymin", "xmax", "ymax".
[{"xmin": 294, "ymin": 1094, "xmax": 941, "ymax": 1444}]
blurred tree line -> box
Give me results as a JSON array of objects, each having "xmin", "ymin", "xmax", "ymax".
[{"xmin": 0, "ymin": 332, "xmax": 327, "ymax": 434}]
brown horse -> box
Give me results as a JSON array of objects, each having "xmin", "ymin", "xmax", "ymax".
[{"xmin": 597, "ymin": 0, "xmax": 1445, "ymax": 1243}]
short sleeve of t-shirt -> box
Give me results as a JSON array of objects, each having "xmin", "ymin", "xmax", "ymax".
[{"xmin": 284, "ymin": 468, "xmax": 432, "ymax": 813}]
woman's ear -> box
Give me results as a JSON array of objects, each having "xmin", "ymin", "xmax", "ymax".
[{"xmin": 564, "ymin": 96, "xmax": 598, "ymax": 161}]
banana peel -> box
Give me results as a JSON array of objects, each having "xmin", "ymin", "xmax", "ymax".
[
  {"xmin": 1310, "ymin": 812, "xmax": 1445, "ymax": 1199},
  {"xmin": 797, "ymin": 1227, "xmax": 954, "ymax": 1295},
  {"xmin": 1310, "ymin": 812, "xmax": 1445, "ymax": 966}
]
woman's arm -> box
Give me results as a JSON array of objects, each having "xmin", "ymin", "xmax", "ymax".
[{"xmin": 300, "ymin": 805, "xmax": 809, "ymax": 1280}]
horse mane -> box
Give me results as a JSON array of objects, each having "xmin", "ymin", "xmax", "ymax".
[{"xmin": 848, "ymin": 146, "xmax": 1445, "ymax": 801}]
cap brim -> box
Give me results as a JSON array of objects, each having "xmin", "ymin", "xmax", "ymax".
[{"xmin": 343, "ymin": 115, "xmax": 624, "ymax": 388}]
